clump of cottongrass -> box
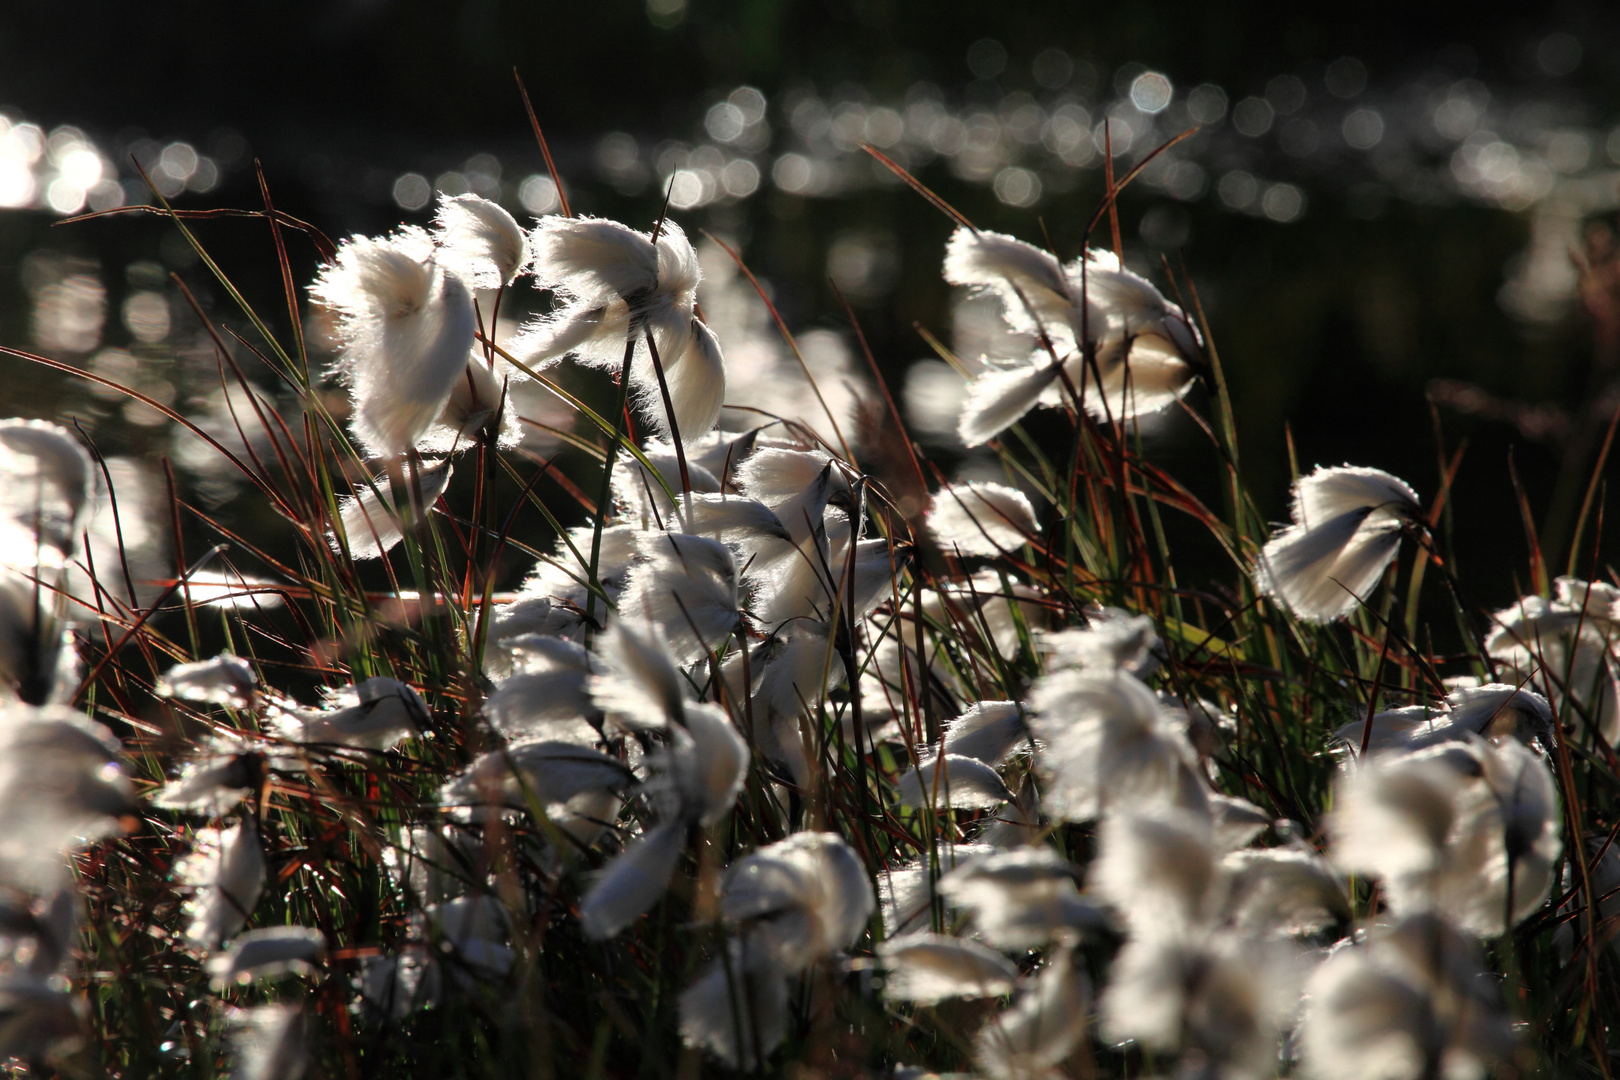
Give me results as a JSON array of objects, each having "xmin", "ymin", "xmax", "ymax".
[
  {"xmin": 0, "ymin": 705, "xmax": 136, "ymax": 890},
  {"xmin": 227, "ymin": 1002, "xmax": 308, "ymax": 1080},
  {"xmin": 680, "ymin": 832, "xmax": 873, "ymax": 1066},
  {"xmin": 618, "ymin": 532, "xmax": 742, "ymax": 662},
  {"xmin": 925, "ymin": 481, "xmax": 1037, "ymax": 557},
  {"xmin": 944, "ymin": 227, "xmax": 1202, "ymax": 444},
  {"xmin": 1487, "ymin": 576, "xmax": 1620, "ymax": 742},
  {"xmin": 277, "ymin": 677, "xmax": 429, "ymax": 750},
  {"xmin": 310, "ymin": 227, "xmax": 477, "ymax": 459},
  {"xmin": 579, "ymin": 698, "xmax": 748, "ymax": 940},
  {"xmin": 1027, "ymin": 667, "xmax": 1207, "ymax": 822},
  {"xmin": 1298, "ymin": 915, "xmax": 1517, "ymax": 1080},
  {"xmin": 939, "ymin": 846, "xmax": 1104, "ymax": 948},
  {"xmin": 1328, "ymin": 736, "xmax": 1560, "ymax": 935},
  {"xmin": 1255, "ymin": 465, "xmax": 1422, "ymax": 624},
  {"xmin": 514, "ymin": 216, "xmax": 725, "ymax": 441},
  {"xmin": 178, "ymin": 815, "xmax": 267, "ymax": 949},
  {"xmin": 0, "ymin": 419, "xmax": 94, "ymax": 570},
  {"xmin": 896, "ymin": 753, "xmax": 1015, "ymax": 811},
  {"xmin": 1335, "ymin": 684, "xmax": 1553, "ymax": 754},
  {"xmin": 974, "ymin": 942, "xmax": 1091, "ymax": 1080},
  {"xmin": 432, "ymin": 192, "xmax": 530, "ymax": 290},
  {"xmin": 155, "ymin": 654, "xmax": 257, "ymax": 709},
  {"xmin": 877, "ymin": 932, "xmax": 1020, "ymax": 1005},
  {"xmin": 207, "ymin": 926, "xmax": 326, "ymax": 988},
  {"xmin": 332, "ymin": 459, "xmax": 453, "ymax": 560}
]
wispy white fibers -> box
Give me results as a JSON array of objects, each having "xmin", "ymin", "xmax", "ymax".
[
  {"xmin": 720, "ymin": 832, "xmax": 874, "ymax": 972},
  {"xmin": 1101, "ymin": 928, "xmax": 1304, "ymax": 1078},
  {"xmin": 896, "ymin": 754, "xmax": 1014, "ymax": 811},
  {"xmin": 940, "ymin": 701, "xmax": 1029, "ymax": 766},
  {"xmin": 515, "ymin": 216, "xmax": 725, "ymax": 442},
  {"xmin": 733, "ymin": 621, "xmax": 842, "ymax": 785},
  {"xmin": 417, "ymin": 357, "xmax": 525, "ymax": 455},
  {"xmin": 280, "ymin": 677, "xmax": 429, "ymax": 750},
  {"xmin": 926, "ymin": 481, "xmax": 1037, "ymax": 556},
  {"xmin": 1081, "ymin": 247, "xmax": 1203, "ymax": 359},
  {"xmin": 1093, "ymin": 809, "xmax": 1219, "ymax": 936},
  {"xmin": 580, "ymin": 820, "xmax": 687, "ymax": 940},
  {"xmin": 0, "ymin": 704, "xmax": 135, "ymax": 890},
  {"xmin": 154, "ymin": 742, "xmax": 264, "ymax": 814},
  {"xmin": 432, "ymin": 193, "xmax": 530, "ymax": 289},
  {"xmin": 179, "ymin": 816, "xmax": 267, "ymax": 948},
  {"xmin": 957, "ymin": 361, "xmax": 1065, "ymax": 447},
  {"xmin": 944, "ymin": 229, "xmax": 1202, "ymax": 444},
  {"xmin": 310, "ymin": 227, "xmax": 477, "ymax": 459},
  {"xmin": 441, "ymin": 741, "xmax": 630, "ymax": 822},
  {"xmin": 620, "ymin": 532, "xmax": 741, "ymax": 662},
  {"xmin": 1256, "ymin": 465, "xmax": 1421, "ymax": 623},
  {"xmin": 156, "ymin": 654, "xmax": 256, "ymax": 709},
  {"xmin": 1039, "ymin": 607, "xmax": 1164, "ymax": 677},
  {"xmin": 939, "ymin": 847, "xmax": 1104, "ymax": 948},
  {"xmin": 207, "ymin": 926, "xmax": 326, "ymax": 988},
  {"xmin": 589, "ymin": 619, "xmax": 689, "ymax": 731},
  {"xmin": 1027, "ymin": 667, "xmax": 1207, "ymax": 822},
  {"xmin": 1328, "ymin": 737, "xmax": 1561, "ymax": 935},
  {"xmin": 974, "ymin": 944, "xmax": 1091, "ymax": 1080},
  {"xmin": 1335, "ymin": 685, "xmax": 1554, "ymax": 754},
  {"xmin": 880, "ymin": 842, "xmax": 993, "ymax": 935},
  {"xmin": 636, "ymin": 702, "xmax": 750, "ymax": 828},
  {"xmin": 878, "ymin": 932, "xmax": 1019, "ymax": 1005},
  {"xmin": 678, "ymin": 935, "xmax": 790, "ymax": 1071},
  {"xmin": 483, "ymin": 638, "xmax": 597, "ymax": 746},
  {"xmin": 1299, "ymin": 915, "xmax": 1517, "ymax": 1080},
  {"xmin": 333, "ymin": 458, "xmax": 453, "ymax": 560},
  {"xmin": 1220, "ymin": 847, "xmax": 1351, "ymax": 936},
  {"xmin": 1488, "ymin": 577, "xmax": 1620, "ymax": 743},
  {"xmin": 943, "ymin": 227, "xmax": 1080, "ymax": 341},
  {"xmin": 0, "ymin": 419, "xmax": 94, "ymax": 569},
  {"xmin": 227, "ymin": 1002, "xmax": 307, "ymax": 1080}
]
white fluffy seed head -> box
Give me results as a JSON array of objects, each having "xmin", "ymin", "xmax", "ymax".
[
  {"xmin": 333, "ymin": 459, "xmax": 454, "ymax": 560},
  {"xmin": 957, "ymin": 361, "xmax": 1062, "ymax": 447},
  {"xmin": 0, "ymin": 420, "xmax": 95, "ymax": 569},
  {"xmin": 156, "ymin": 654, "xmax": 256, "ymax": 709},
  {"xmin": 878, "ymin": 933, "xmax": 1020, "ymax": 1005},
  {"xmin": 433, "ymin": 193, "xmax": 530, "ymax": 289},
  {"xmin": 927, "ymin": 481, "xmax": 1038, "ymax": 557},
  {"xmin": 1256, "ymin": 464, "xmax": 1420, "ymax": 624},
  {"xmin": 179, "ymin": 817, "xmax": 266, "ymax": 949},
  {"xmin": 311, "ymin": 228, "xmax": 478, "ymax": 459}
]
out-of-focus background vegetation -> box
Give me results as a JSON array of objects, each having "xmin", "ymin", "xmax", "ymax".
[{"xmin": 4, "ymin": 0, "xmax": 1619, "ymax": 626}]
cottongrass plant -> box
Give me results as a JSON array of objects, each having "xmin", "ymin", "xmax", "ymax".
[{"xmin": 0, "ymin": 117, "xmax": 1613, "ymax": 1080}]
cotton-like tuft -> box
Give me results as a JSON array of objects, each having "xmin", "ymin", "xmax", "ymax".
[
  {"xmin": 957, "ymin": 361, "xmax": 1064, "ymax": 447},
  {"xmin": 441, "ymin": 741, "xmax": 630, "ymax": 822},
  {"xmin": 333, "ymin": 459, "xmax": 453, "ymax": 560},
  {"xmin": 0, "ymin": 419, "xmax": 94, "ymax": 569},
  {"xmin": 926, "ymin": 481, "xmax": 1038, "ymax": 557},
  {"xmin": 432, "ymin": 193, "xmax": 530, "ymax": 289},
  {"xmin": 943, "ymin": 227, "xmax": 1079, "ymax": 341},
  {"xmin": 589, "ymin": 619, "xmax": 688, "ymax": 731},
  {"xmin": 678, "ymin": 936, "xmax": 790, "ymax": 1070},
  {"xmin": 720, "ymin": 831, "xmax": 874, "ymax": 972},
  {"xmin": 156, "ymin": 654, "xmax": 256, "ymax": 709},
  {"xmin": 1027, "ymin": 667, "xmax": 1206, "ymax": 822},
  {"xmin": 896, "ymin": 753, "xmax": 1014, "ymax": 810},
  {"xmin": 619, "ymin": 532, "xmax": 741, "ymax": 662},
  {"xmin": 179, "ymin": 817, "xmax": 267, "ymax": 949},
  {"xmin": 281, "ymin": 677, "xmax": 428, "ymax": 750},
  {"xmin": 227, "ymin": 1002, "xmax": 307, "ymax": 1080},
  {"xmin": 878, "ymin": 932, "xmax": 1020, "ymax": 1005},
  {"xmin": 310, "ymin": 228, "xmax": 478, "ymax": 459},
  {"xmin": 973, "ymin": 945, "xmax": 1091, "ymax": 1080},
  {"xmin": 207, "ymin": 926, "xmax": 326, "ymax": 988},
  {"xmin": 1256, "ymin": 464, "xmax": 1421, "ymax": 623},
  {"xmin": 580, "ymin": 820, "xmax": 687, "ymax": 940},
  {"xmin": 1092, "ymin": 809, "xmax": 1219, "ymax": 937},
  {"xmin": 940, "ymin": 701, "xmax": 1029, "ymax": 766},
  {"xmin": 939, "ymin": 847, "xmax": 1104, "ymax": 948}
]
